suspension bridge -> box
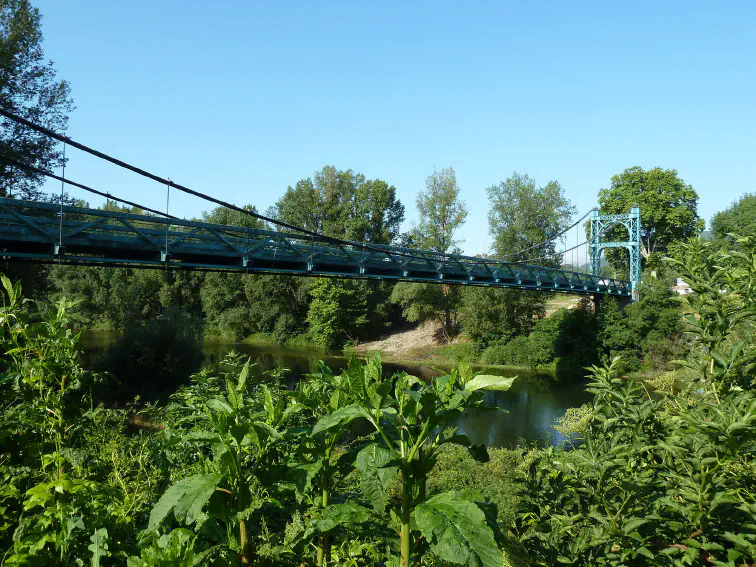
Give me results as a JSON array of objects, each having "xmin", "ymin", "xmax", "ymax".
[{"xmin": 0, "ymin": 109, "xmax": 640, "ymax": 299}]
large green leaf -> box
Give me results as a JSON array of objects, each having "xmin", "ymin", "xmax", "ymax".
[
  {"xmin": 287, "ymin": 460, "xmax": 323, "ymax": 501},
  {"xmin": 312, "ymin": 404, "xmax": 371, "ymax": 435},
  {"xmin": 89, "ymin": 528, "xmax": 109, "ymax": 567},
  {"xmin": 464, "ymin": 375, "xmax": 516, "ymax": 392},
  {"xmin": 355, "ymin": 443, "xmax": 398, "ymax": 513},
  {"xmin": 225, "ymin": 376, "xmax": 240, "ymax": 410},
  {"xmin": 148, "ymin": 473, "xmax": 223, "ymax": 531},
  {"xmin": 311, "ymin": 502, "xmax": 376, "ymax": 533},
  {"xmin": 415, "ymin": 491, "xmax": 502, "ymax": 567}
]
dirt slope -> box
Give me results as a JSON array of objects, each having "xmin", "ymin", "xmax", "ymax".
[{"xmin": 354, "ymin": 321, "xmax": 445, "ymax": 355}]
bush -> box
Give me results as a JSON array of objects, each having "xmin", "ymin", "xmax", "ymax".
[
  {"xmin": 479, "ymin": 306, "xmax": 597, "ymax": 375},
  {"xmin": 597, "ymin": 275, "xmax": 685, "ymax": 373},
  {"xmin": 515, "ymin": 359, "xmax": 756, "ymax": 566}
]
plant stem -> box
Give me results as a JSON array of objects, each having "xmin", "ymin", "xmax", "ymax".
[
  {"xmin": 239, "ymin": 519, "xmax": 248, "ymax": 564},
  {"xmin": 317, "ymin": 475, "xmax": 330, "ymax": 566},
  {"xmin": 400, "ymin": 470, "xmax": 411, "ymax": 567}
]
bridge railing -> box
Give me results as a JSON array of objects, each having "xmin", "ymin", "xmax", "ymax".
[{"xmin": 0, "ymin": 197, "xmax": 632, "ymax": 297}]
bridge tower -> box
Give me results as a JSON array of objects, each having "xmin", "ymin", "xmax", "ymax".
[{"xmin": 589, "ymin": 206, "xmax": 641, "ymax": 300}]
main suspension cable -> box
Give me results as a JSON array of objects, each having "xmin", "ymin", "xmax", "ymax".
[
  {"xmin": 517, "ymin": 239, "xmax": 590, "ymax": 266},
  {"xmin": 0, "ymin": 155, "xmax": 178, "ymax": 219},
  {"xmin": 0, "ymin": 107, "xmax": 413, "ymax": 256},
  {"xmin": 500, "ymin": 208, "xmax": 596, "ymax": 260}
]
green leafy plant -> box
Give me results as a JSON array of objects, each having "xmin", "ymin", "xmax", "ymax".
[
  {"xmin": 312, "ymin": 358, "xmax": 514, "ymax": 567},
  {"xmin": 516, "ymin": 357, "xmax": 756, "ymax": 566},
  {"xmin": 668, "ymin": 236, "xmax": 756, "ymax": 394},
  {"xmin": 146, "ymin": 358, "xmax": 298, "ymax": 564}
]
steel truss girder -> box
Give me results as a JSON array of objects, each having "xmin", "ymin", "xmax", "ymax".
[{"xmin": 0, "ymin": 197, "xmax": 632, "ymax": 297}]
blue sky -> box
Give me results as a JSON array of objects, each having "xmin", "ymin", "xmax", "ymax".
[{"xmin": 34, "ymin": 1, "xmax": 755, "ymax": 255}]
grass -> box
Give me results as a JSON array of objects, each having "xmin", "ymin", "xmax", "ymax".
[
  {"xmin": 243, "ymin": 332, "xmax": 324, "ymax": 351},
  {"xmin": 544, "ymin": 294, "xmax": 580, "ymax": 315}
]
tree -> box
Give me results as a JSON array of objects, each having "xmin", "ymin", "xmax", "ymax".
[
  {"xmin": 392, "ymin": 167, "xmax": 468, "ymax": 340},
  {"xmin": 459, "ymin": 287, "xmax": 545, "ymax": 347},
  {"xmin": 412, "ymin": 167, "xmax": 467, "ymax": 253},
  {"xmin": 0, "ymin": 0, "xmax": 73, "ymax": 200},
  {"xmin": 307, "ymin": 278, "xmax": 368, "ymax": 349},
  {"xmin": 487, "ymin": 172, "xmax": 575, "ymax": 263},
  {"xmin": 597, "ymin": 166, "xmax": 704, "ymax": 271},
  {"xmin": 391, "ymin": 282, "xmax": 462, "ymax": 341},
  {"xmin": 711, "ymin": 192, "xmax": 756, "ymax": 242},
  {"xmin": 270, "ymin": 166, "xmax": 404, "ymax": 244},
  {"xmin": 271, "ymin": 166, "xmax": 405, "ymax": 347},
  {"xmin": 470, "ymin": 172, "xmax": 575, "ymax": 344},
  {"xmin": 596, "ymin": 274, "xmax": 684, "ymax": 374}
]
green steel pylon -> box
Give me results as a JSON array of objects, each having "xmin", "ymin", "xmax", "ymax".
[{"xmin": 590, "ymin": 206, "xmax": 641, "ymax": 300}]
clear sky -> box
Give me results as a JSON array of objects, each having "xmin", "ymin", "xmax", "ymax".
[{"xmin": 34, "ymin": 0, "xmax": 756, "ymax": 255}]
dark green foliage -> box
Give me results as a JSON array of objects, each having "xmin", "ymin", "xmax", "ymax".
[
  {"xmin": 413, "ymin": 167, "xmax": 468, "ymax": 253},
  {"xmin": 390, "ymin": 167, "xmax": 468, "ymax": 340},
  {"xmin": 487, "ymin": 172, "xmax": 575, "ymax": 265},
  {"xmin": 597, "ymin": 166, "xmax": 704, "ymax": 273},
  {"xmin": 269, "ymin": 166, "xmax": 404, "ymax": 245},
  {"xmin": 711, "ymin": 193, "xmax": 756, "ymax": 242},
  {"xmin": 480, "ymin": 305, "xmax": 597, "ymax": 378},
  {"xmin": 427, "ymin": 443, "xmax": 522, "ymax": 530},
  {"xmin": 391, "ymin": 281, "xmax": 462, "ymax": 341},
  {"xmin": 48, "ymin": 264, "xmax": 204, "ymax": 331},
  {"xmin": 597, "ymin": 276, "xmax": 686, "ymax": 374},
  {"xmin": 460, "ymin": 287, "xmax": 545, "ymax": 347},
  {"xmin": 515, "ymin": 358, "xmax": 756, "ymax": 566},
  {"xmin": 0, "ymin": 0, "xmax": 74, "ymax": 201},
  {"xmin": 307, "ymin": 279, "xmax": 369, "ymax": 350},
  {"xmin": 668, "ymin": 235, "xmax": 756, "ymax": 393}
]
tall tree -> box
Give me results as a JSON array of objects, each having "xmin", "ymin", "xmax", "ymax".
[
  {"xmin": 271, "ymin": 166, "xmax": 405, "ymax": 347},
  {"xmin": 711, "ymin": 193, "xmax": 756, "ymax": 242},
  {"xmin": 487, "ymin": 172, "xmax": 576, "ymax": 263},
  {"xmin": 597, "ymin": 166, "xmax": 704, "ymax": 265},
  {"xmin": 0, "ymin": 0, "xmax": 73, "ymax": 200},
  {"xmin": 465, "ymin": 172, "xmax": 575, "ymax": 345},
  {"xmin": 270, "ymin": 165, "xmax": 404, "ymax": 244},
  {"xmin": 392, "ymin": 167, "xmax": 468, "ymax": 339},
  {"xmin": 412, "ymin": 167, "xmax": 467, "ymax": 253}
]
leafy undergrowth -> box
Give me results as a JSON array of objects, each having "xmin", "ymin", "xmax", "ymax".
[{"xmin": 0, "ymin": 277, "xmax": 520, "ymax": 566}]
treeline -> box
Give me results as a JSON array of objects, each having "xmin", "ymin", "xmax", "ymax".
[
  {"xmin": 7, "ymin": 167, "xmax": 579, "ymax": 352},
  {"xmin": 7, "ymin": 164, "xmax": 721, "ymax": 381}
]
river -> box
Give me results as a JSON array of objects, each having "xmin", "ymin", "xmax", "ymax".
[{"xmin": 80, "ymin": 334, "xmax": 591, "ymax": 449}]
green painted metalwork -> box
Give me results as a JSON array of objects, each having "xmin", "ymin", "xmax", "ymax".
[
  {"xmin": 589, "ymin": 206, "xmax": 641, "ymax": 299},
  {"xmin": 0, "ymin": 197, "xmax": 632, "ymax": 297}
]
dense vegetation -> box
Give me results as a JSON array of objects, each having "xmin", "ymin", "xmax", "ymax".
[
  {"xmin": 516, "ymin": 235, "xmax": 756, "ymax": 566},
  {"xmin": 1, "ymin": 232, "xmax": 755, "ymax": 566},
  {"xmin": 0, "ymin": 275, "xmax": 520, "ymax": 565}
]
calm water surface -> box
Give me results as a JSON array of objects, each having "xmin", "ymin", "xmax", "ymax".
[{"xmin": 80, "ymin": 333, "xmax": 590, "ymax": 449}]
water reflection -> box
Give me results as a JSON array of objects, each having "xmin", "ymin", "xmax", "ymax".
[
  {"xmin": 80, "ymin": 334, "xmax": 590, "ymax": 449},
  {"xmin": 453, "ymin": 373, "xmax": 591, "ymax": 448}
]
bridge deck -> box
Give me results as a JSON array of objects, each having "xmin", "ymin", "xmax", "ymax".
[{"xmin": 0, "ymin": 198, "xmax": 631, "ymax": 297}]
